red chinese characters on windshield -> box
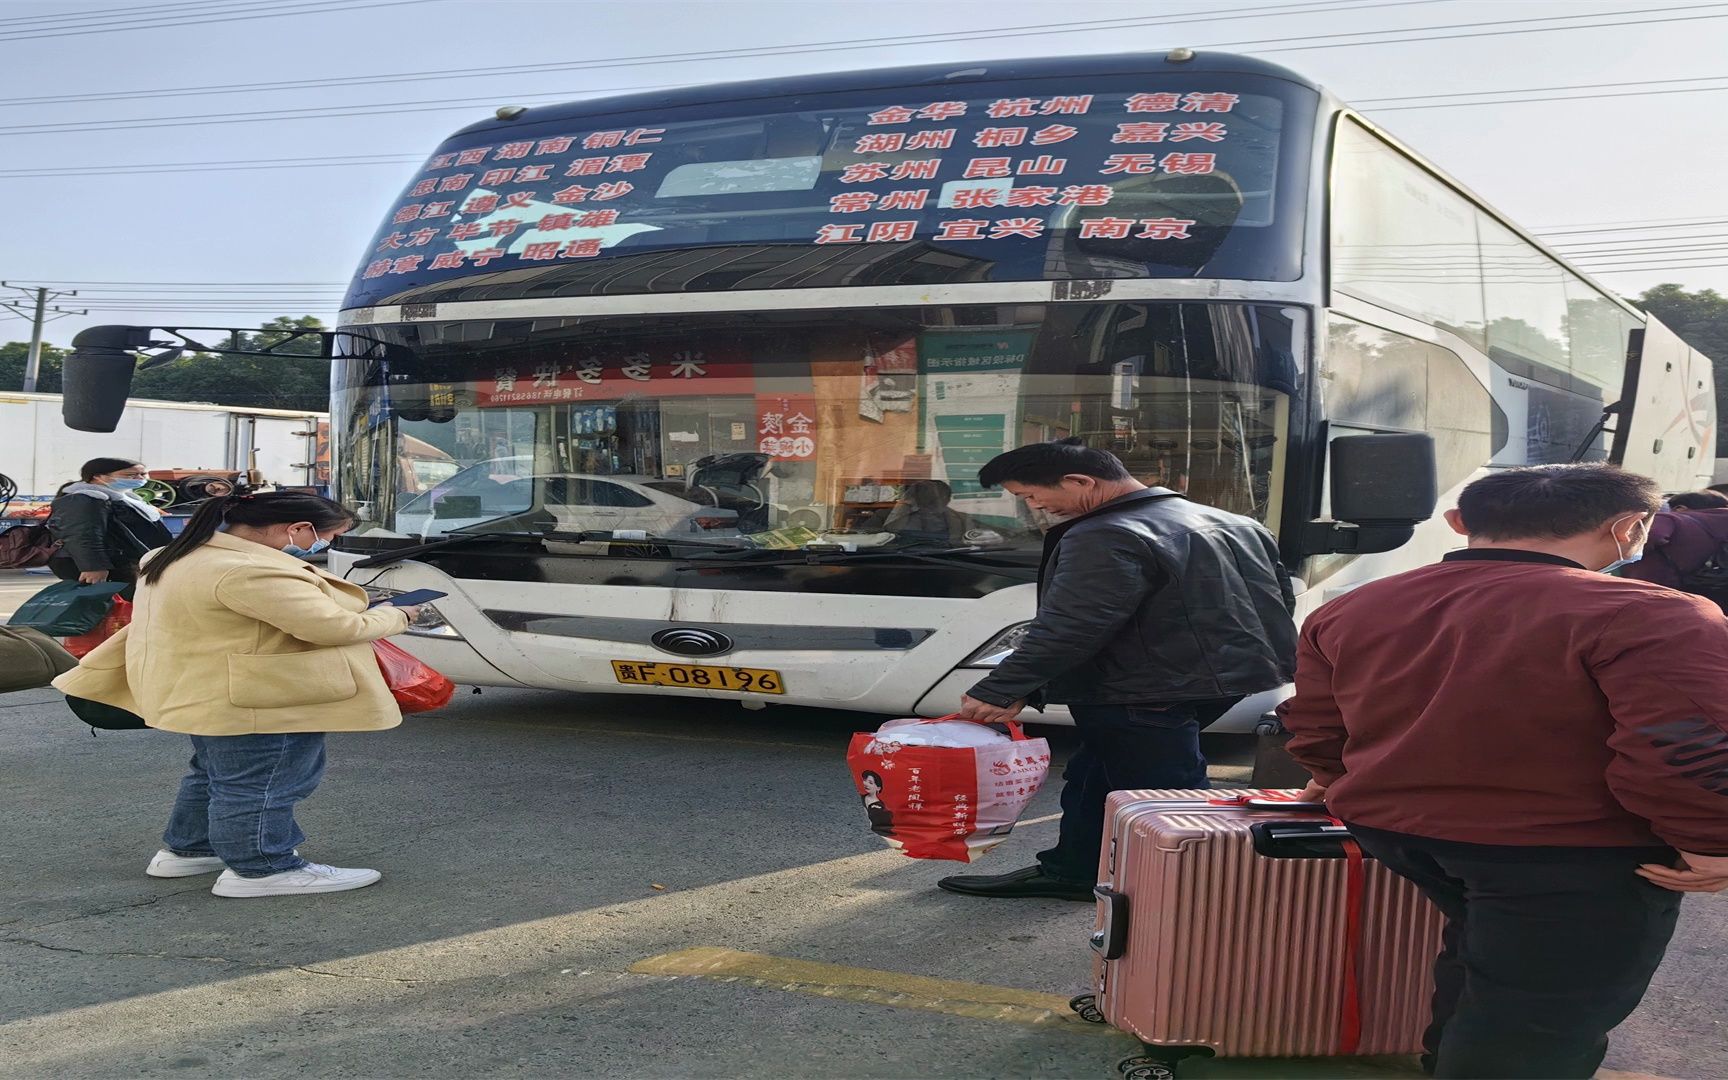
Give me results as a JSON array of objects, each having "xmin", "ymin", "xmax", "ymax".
[
  {"xmin": 809, "ymin": 89, "xmax": 1235, "ymax": 247},
  {"xmin": 365, "ymin": 89, "xmax": 1245, "ymax": 280},
  {"xmin": 470, "ymin": 350, "xmax": 756, "ymax": 407},
  {"xmin": 755, "ymin": 395, "xmax": 819, "ymax": 460}
]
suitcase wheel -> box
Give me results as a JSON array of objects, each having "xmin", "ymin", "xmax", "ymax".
[
  {"xmin": 1067, "ymin": 993, "xmax": 1106, "ymax": 1024},
  {"xmin": 1118, "ymin": 1055, "xmax": 1179, "ymax": 1080}
]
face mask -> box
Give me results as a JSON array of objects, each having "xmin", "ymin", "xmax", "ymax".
[
  {"xmin": 282, "ymin": 527, "xmax": 330, "ymax": 559},
  {"xmin": 1598, "ymin": 517, "xmax": 1648, "ymax": 575},
  {"xmin": 108, "ymin": 478, "xmax": 147, "ymax": 491}
]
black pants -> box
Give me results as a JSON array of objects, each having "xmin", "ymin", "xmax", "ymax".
[
  {"xmin": 1351, "ymin": 828, "xmax": 1682, "ymax": 1079},
  {"xmin": 1036, "ymin": 697, "xmax": 1238, "ymax": 882}
]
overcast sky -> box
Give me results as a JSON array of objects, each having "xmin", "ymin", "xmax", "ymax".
[{"xmin": 3, "ymin": 0, "xmax": 1725, "ymax": 343}]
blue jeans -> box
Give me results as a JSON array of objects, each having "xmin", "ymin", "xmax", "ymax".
[
  {"xmin": 162, "ymin": 733, "xmax": 326, "ymax": 878},
  {"xmin": 1036, "ymin": 698, "xmax": 1237, "ymax": 883}
]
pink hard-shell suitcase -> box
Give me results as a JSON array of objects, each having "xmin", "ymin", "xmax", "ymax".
[{"xmin": 1069, "ymin": 789, "xmax": 1448, "ymax": 1078}]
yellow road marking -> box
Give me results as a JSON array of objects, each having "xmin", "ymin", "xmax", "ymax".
[{"xmin": 631, "ymin": 946, "xmax": 1111, "ymax": 1033}]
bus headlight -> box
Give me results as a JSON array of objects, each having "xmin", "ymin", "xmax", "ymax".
[
  {"xmin": 363, "ymin": 587, "xmax": 465, "ymax": 639},
  {"xmin": 961, "ymin": 622, "xmax": 1034, "ymax": 668}
]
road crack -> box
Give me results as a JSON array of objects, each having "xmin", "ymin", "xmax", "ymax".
[
  {"xmin": 0, "ymin": 934, "xmax": 417, "ymax": 983},
  {"xmin": 15, "ymin": 888, "xmax": 205, "ymax": 932}
]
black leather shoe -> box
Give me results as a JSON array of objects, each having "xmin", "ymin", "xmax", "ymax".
[{"xmin": 937, "ymin": 865, "xmax": 1094, "ymax": 901}]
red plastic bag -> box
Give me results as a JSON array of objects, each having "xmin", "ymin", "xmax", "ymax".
[
  {"xmin": 61, "ymin": 596, "xmax": 132, "ymax": 659},
  {"xmin": 372, "ymin": 639, "xmax": 455, "ymax": 714},
  {"xmin": 847, "ymin": 715, "xmax": 1051, "ymax": 862}
]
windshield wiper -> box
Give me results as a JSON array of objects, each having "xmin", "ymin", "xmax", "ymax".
[
  {"xmin": 347, "ymin": 530, "xmax": 555, "ymax": 569},
  {"xmin": 555, "ymin": 530, "xmax": 746, "ymax": 549},
  {"xmin": 348, "ymin": 528, "xmax": 749, "ymax": 568},
  {"xmin": 675, "ymin": 544, "xmax": 1039, "ymax": 579}
]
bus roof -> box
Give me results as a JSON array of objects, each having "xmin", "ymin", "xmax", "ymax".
[{"xmin": 442, "ymin": 49, "xmax": 1322, "ymax": 141}]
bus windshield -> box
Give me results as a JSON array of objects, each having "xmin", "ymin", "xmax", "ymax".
[
  {"xmin": 333, "ymin": 302, "xmax": 1297, "ymax": 563},
  {"xmin": 344, "ymin": 74, "xmax": 1314, "ymax": 308}
]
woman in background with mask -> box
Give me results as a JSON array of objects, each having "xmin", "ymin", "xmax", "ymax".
[
  {"xmin": 55, "ymin": 491, "xmax": 425, "ymax": 898},
  {"xmin": 46, "ymin": 457, "xmax": 174, "ymax": 587}
]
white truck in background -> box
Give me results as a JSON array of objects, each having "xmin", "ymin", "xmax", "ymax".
[{"xmin": 0, "ymin": 392, "xmax": 329, "ymax": 521}]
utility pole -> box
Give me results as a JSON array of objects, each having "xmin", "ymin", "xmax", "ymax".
[{"xmin": 1, "ymin": 281, "xmax": 88, "ymax": 393}]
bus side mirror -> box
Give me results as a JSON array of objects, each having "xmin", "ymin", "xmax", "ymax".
[
  {"xmin": 61, "ymin": 325, "xmax": 155, "ymax": 433},
  {"xmin": 1299, "ymin": 432, "xmax": 1438, "ymax": 556}
]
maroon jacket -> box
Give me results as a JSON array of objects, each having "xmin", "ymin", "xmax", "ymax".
[{"xmin": 1280, "ymin": 549, "xmax": 1728, "ymax": 854}]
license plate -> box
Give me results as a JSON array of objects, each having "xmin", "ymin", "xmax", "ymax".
[{"xmin": 611, "ymin": 660, "xmax": 784, "ymax": 695}]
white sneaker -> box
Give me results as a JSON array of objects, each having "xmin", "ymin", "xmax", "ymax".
[
  {"xmin": 211, "ymin": 862, "xmax": 381, "ymax": 898},
  {"xmin": 146, "ymin": 850, "xmax": 227, "ymax": 878}
]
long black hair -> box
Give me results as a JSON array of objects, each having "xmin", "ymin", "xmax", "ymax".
[
  {"xmin": 140, "ymin": 491, "xmax": 355, "ymax": 584},
  {"xmin": 79, "ymin": 457, "xmax": 141, "ymax": 482}
]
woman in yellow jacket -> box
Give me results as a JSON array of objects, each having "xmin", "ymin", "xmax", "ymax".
[{"xmin": 55, "ymin": 491, "xmax": 425, "ymax": 898}]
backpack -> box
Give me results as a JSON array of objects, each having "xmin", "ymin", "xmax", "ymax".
[
  {"xmin": 0, "ymin": 522, "xmax": 60, "ymax": 569},
  {"xmin": 1678, "ymin": 537, "xmax": 1728, "ymax": 612},
  {"xmin": 65, "ymin": 695, "xmax": 148, "ymax": 731},
  {"xmin": 0, "ymin": 625, "xmax": 78, "ymax": 693}
]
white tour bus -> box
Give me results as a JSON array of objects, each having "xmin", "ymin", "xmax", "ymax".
[{"xmin": 63, "ymin": 50, "xmax": 1717, "ymax": 730}]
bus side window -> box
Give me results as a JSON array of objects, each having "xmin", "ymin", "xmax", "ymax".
[{"xmin": 1323, "ymin": 316, "xmax": 1494, "ymax": 501}]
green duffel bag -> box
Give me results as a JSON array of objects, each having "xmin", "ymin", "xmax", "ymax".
[
  {"xmin": 0, "ymin": 625, "xmax": 78, "ymax": 693},
  {"xmin": 8, "ymin": 581, "xmax": 129, "ymax": 636},
  {"xmin": 65, "ymin": 695, "xmax": 148, "ymax": 731}
]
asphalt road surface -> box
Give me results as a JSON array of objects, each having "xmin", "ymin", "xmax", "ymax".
[{"xmin": 2, "ymin": 673, "xmax": 1723, "ymax": 1079}]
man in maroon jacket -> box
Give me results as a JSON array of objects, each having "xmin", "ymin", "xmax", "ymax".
[{"xmin": 1280, "ymin": 463, "xmax": 1728, "ymax": 1079}]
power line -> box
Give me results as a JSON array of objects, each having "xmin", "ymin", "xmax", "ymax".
[
  {"xmin": 8, "ymin": 43, "xmax": 1728, "ymax": 144},
  {"xmin": 0, "ymin": 82, "xmax": 683, "ymax": 136},
  {"xmin": 1540, "ymin": 218, "xmax": 1728, "ymax": 236},
  {"xmin": 1, "ymin": 282, "xmax": 86, "ymax": 390},
  {"xmin": 45, "ymin": 286, "xmax": 349, "ymax": 292},
  {"xmin": 1572, "ymin": 254, "xmax": 1728, "ymax": 266},
  {"xmin": 22, "ymin": 68, "xmax": 1728, "ymax": 140},
  {"xmin": 0, "ymin": 0, "xmax": 436, "ymax": 43},
  {"xmin": 20, "ymin": 280, "xmax": 347, "ymax": 285},
  {"xmin": 0, "ymin": 0, "xmax": 1442, "ymax": 109},
  {"xmin": 1256, "ymin": 1, "xmax": 1728, "ymax": 53},
  {"xmin": 1588, "ymin": 262, "xmax": 1728, "ymax": 273},
  {"xmin": 0, "ymin": 0, "xmax": 274, "ymax": 29},
  {"xmin": 1552, "ymin": 235, "xmax": 1728, "ymax": 253},
  {"xmin": 3, "ymin": 2, "xmax": 1715, "ymax": 136},
  {"xmin": 1550, "ymin": 230, "xmax": 1728, "ymax": 245},
  {"xmin": 1534, "ymin": 214, "xmax": 1728, "ymax": 232},
  {"xmin": 1370, "ymin": 82, "xmax": 1728, "ymax": 111},
  {"xmin": 0, "ymin": 155, "xmax": 421, "ymax": 178},
  {"xmin": 1356, "ymin": 73, "xmax": 1728, "ymax": 105}
]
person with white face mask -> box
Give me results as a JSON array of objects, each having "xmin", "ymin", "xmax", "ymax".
[
  {"xmin": 55, "ymin": 491, "xmax": 426, "ymax": 898},
  {"xmin": 1280, "ymin": 463, "xmax": 1728, "ymax": 1079},
  {"xmin": 46, "ymin": 457, "xmax": 174, "ymax": 587}
]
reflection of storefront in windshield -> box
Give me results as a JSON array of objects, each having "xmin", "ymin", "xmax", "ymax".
[
  {"xmin": 463, "ymin": 352, "xmax": 764, "ymax": 480},
  {"xmin": 377, "ymin": 302, "xmax": 1295, "ymax": 540}
]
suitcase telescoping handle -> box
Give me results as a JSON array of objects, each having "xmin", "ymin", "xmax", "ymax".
[
  {"xmin": 1242, "ymin": 798, "xmax": 1327, "ymax": 812},
  {"xmin": 1089, "ymin": 885, "xmax": 1129, "ymax": 960}
]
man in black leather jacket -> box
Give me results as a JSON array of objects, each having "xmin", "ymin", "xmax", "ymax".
[{"xmin": 939, "ymin": 439, "xmax": 1297, "ymax": 901}]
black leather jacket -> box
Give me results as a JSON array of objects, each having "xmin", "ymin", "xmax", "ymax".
[
  {"xmin": 969, "ymin": 489, "xmax": 1297, "ymax": 708},
  {"xmin": 47, "ymin": 489, "xmax": 173, "ymax": 580}
]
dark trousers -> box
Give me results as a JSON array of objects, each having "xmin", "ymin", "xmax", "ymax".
[
  {"xmin": 1036, "ymin": 697, "xmax": 1237, "ymax": 882},
  {"xmin": 1352, "ymin": 829, "xmax": 1682, "ymax": 1079}
]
